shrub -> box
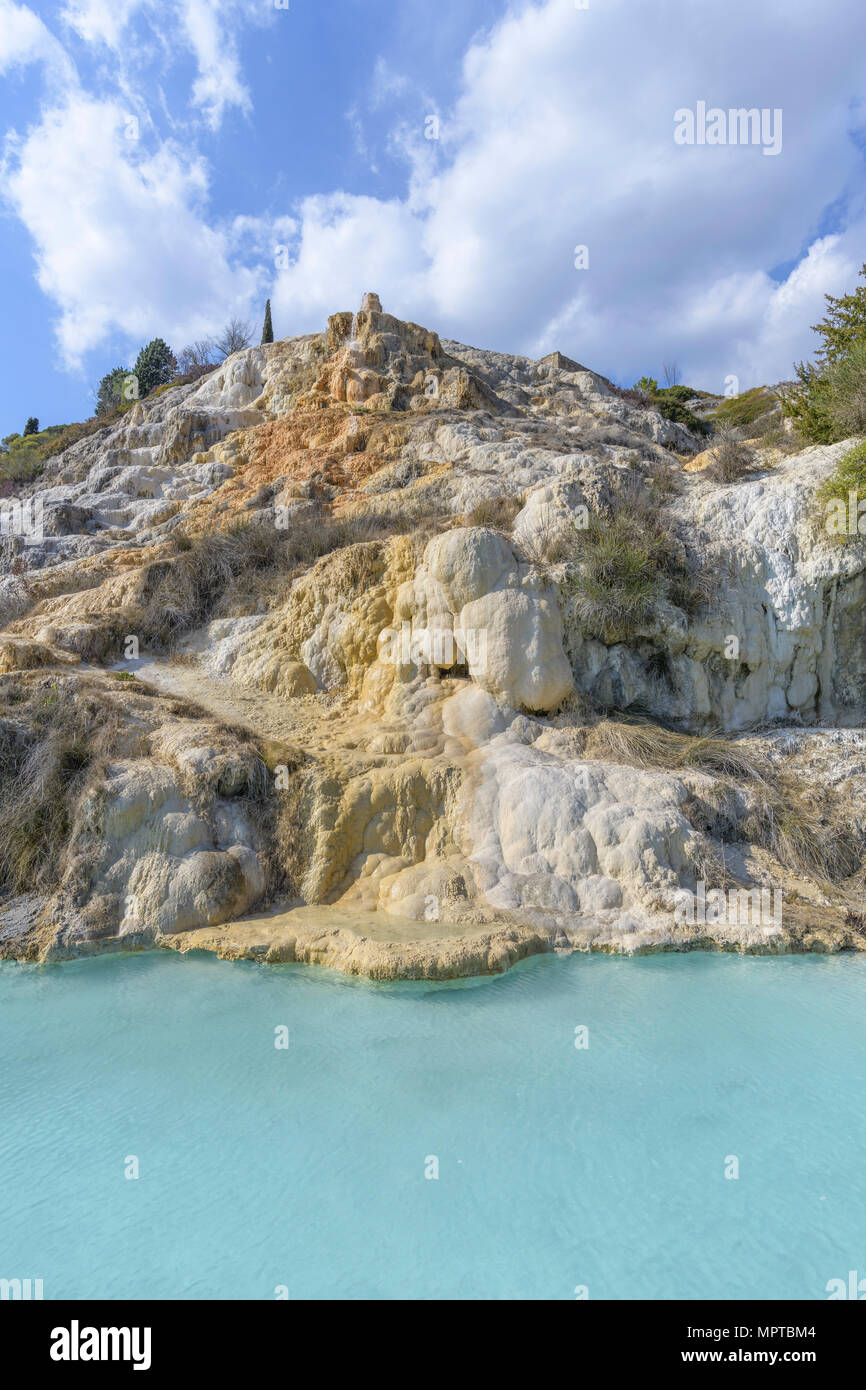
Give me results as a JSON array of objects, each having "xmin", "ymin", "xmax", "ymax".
[
  {"xmin": 813, "ymin": 439, "xmax": 866, "ymax": 539},
  {"xmin": 705, "ymin": 428, "xmax": 760, "ymax": 484},
  {"xmin": 467, "ymin": 495, "xmax": 522, "ymax": 531},
  {"xmin": 651, "ymin": 390, "xmax": 709, "ymax": 435},
  {"xmin": 583, "ymin": 716, "xmax": 865, "ymax": 885},
  {"xmin": 816, "ymin": 438, "xmax": 866, "ymax": 505},
  {"xmin": 567, "ymin": 490, "xmax": 709, "ymax": 639},
  {"xmin": 634, "ymin": 376, "xmax": 659, "ymax": 398},
  {"xmin": 711, "ymin": 387, "xmax": 779, "ymax": 433},
  {"xmin": 0, "ymin": 415, "xmax": 130, "ymax": 487},
  {"xmin": 630, "ymin": 379, "xmax": 709, "ymax": 435},
  {"xmin": 137, "ymin": 510, "xmax": 420, "ymax": 648},
  {"xmin": 824, "ymin": 338, "xmax": 866, "ymax": 437}
]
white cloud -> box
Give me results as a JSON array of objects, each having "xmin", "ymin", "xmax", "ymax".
[
  {"xmin": 271, "ymin": 193, "xmax": 424, "ymax": 330},
  {"xmin": 271, "ymin": 0, "xmax": 866, "ymax": 388},
  {"xmin": 61, "ymin": 0, "xmax": 146, "ymax": 51},
  {"xmin": 61, "ymin": 0, "xmax": 265, "ymax": 128},
  {"xmin": 5, "ymin": 0, "xmax": 866, "ymax": 388},
  {"xmin": 2, "ymin": 94, "xmax": 263, "ymax": 364},
  {"xmin": 181, "ymin": 0, "xmax": 252, "ymax": 130},
  {"xmin": 0, "ymin": 0, "xmax": 75, "ymax": 82},
  {"xmin": 678, "ymin": 235, "xmax": 864, "ymax": 387}
]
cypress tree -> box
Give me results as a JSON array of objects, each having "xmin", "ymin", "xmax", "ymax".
[
  {"xmin": 23, "ymin": 417, "xmax": 39, "ymax": 436},
  {"xmin": 133, "ymin": 339, "xmax": 177, "ymax": 397},
  {"xmin": 261, "ymin": 299, "xmax": 274, "ymax": 345}
]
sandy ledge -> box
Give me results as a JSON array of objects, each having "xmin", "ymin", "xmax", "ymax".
[{"xmin": 3, "ymin": 898, "xmax": 863, "ymax": 980}]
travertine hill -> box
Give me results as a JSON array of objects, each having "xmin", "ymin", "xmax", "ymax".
[{"xmin": 0, "ymin": 293, "xmax": 863, "ymax": 973}]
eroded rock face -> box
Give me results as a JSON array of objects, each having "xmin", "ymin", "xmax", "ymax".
[
  {"xmin": 389, "ymin": 528, "xmax": 574, "ymax": 711},
  {"xmin": 0, "ymin": 675, "xmax": 271, "ymax": 959},
  {"xmin": 552, "ymin": 442, "xmax": 866, "ymax": 729},
  {"xmin": 1, "ymin": 295, "xmax": 864, "ymax": 972}
]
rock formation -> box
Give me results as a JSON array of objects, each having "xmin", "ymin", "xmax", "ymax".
[{"xmin": 0, "ymin": 296, "xmax": 863, "ymax": 974}]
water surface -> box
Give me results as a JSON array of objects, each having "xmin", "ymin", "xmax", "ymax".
[{"xmin": 1, "ymin": 949, "xmax": 864, "ymax": 1299}]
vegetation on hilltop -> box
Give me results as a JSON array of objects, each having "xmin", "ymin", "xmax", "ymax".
[
  {"xmin": 627, "ymin": 377, "xmax": 712, "ymax": 435},
  {"xmin": 0, "ymin": 417, "xmax": 129, "ymax": 487},
  {"xmin": 0, "ymin": 313, "xmax": 274, "ymax": 488}
]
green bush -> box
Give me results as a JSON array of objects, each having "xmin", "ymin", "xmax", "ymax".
[
  {"xmin": 634, "ymin": 376, "xmax": 659, "ymax": 398},
  {"xmin": 652, "ymin": 393, "xmax": 709, "ymax": 435},
  {"xmin": 782, "ymin": 264, "xmax": 866, "ymax": 442},
  {"xmin": 814, "ymin": 439, "xmax": 866, "ymax": 539},
  {"xmin": 824, "ymin": 339, "xmax": 866, "ymax": 437},
  {"xmin": 631, "ymin": 380, "xmax": 709, "ymax": 435},
  {"xmin": 0, "ymin": 414, "xmax": 130, "ymax": 487},
  {"xmin": 711, "ymin": 387, "xmax": 778, "ymax": 432},
  {"xmin": 567, "ymin": 491, "xmax": 709, "ymax": 640}
]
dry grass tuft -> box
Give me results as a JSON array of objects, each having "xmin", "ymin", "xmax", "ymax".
[
  {"xmin": 0, "ymin": 676, "xmax": 121, "ymax": 892},
  {"xmin": 136, "ymin": 510, "xmax": 428, "ymax": 649},
  {"xmin": 705, "ymin": 427, "xmax": 761, "ymax": 484},
  {"xmin": 467, "ymin": 494, "xmax": 523, "ymax": 532},
  {"xmin": 582, "ymin": 716, "xmax": 865, "ymax": 886}
]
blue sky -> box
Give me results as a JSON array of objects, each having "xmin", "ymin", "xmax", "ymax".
[{"xmin": 1, "ymin": 0, "xmax": 865, "ymax": 437}]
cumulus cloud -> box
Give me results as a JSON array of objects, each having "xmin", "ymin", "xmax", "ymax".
[
  {"xmin": 4, "ymin": 0, "xmax": 866, "ymax": 388},
  {"xmin": 0, "ymin": 0, "xmax": 283, "ymax": 364},
  {"xmin": 2, "ymin": 94, "xmax": 263, "ymax": 363},
  {"xmin": 271, "ymin": 0, "xmax": 866, "ymax": 388}
]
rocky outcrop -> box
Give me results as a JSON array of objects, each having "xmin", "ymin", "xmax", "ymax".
[{"xmin": 0, "ymin": 296, "xmax": 863, "ymax": 974}]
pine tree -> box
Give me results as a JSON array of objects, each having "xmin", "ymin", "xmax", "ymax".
[
  {"xmin": 133, "ymin": 338, "xmax": 177, "ymax": 398},
  {"xmin": 783, "ymin": 264, "xmax": 866, "ymax": 442},
  {"xmin": 23, "ymin": 417, "xmax": 39, "ymax": 436},
  {"xmin": 261, "ymin": 299, "xmax": 274, "ymax": 345},
  {"xmin": 811, "ymin": 270, "xmax": 866, "ymax": 368}
]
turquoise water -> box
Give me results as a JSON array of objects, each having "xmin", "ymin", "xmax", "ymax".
[{"xmin": 1, "ymin": 949, "xmax": 865, "ymax": 1300}]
